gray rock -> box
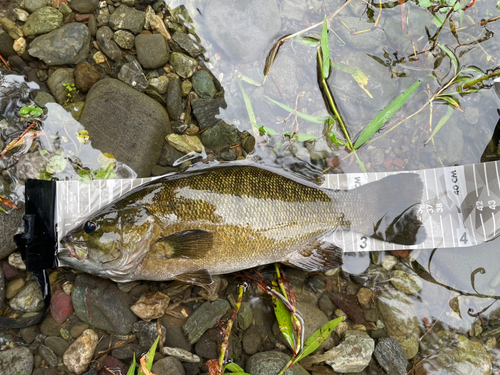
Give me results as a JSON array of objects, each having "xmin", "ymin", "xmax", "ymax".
[
  {"xmin": 114, "ymin": 30, "xmax": 135, "ymax": 50},
  {"xmin": 38, "ymin": 344, "xmax": 58, "ymax": 368},
  {"xmin": 74, "ymin": 62, "xmax": 101, "ymax": 93},
  {"xmin": 443, "ymin": 124, "xmax": 464, "ymax": 165},
  {"xmin": 194, "ymin": 330, "xmax": 218, "ymax": 359},
  {"xmin": 191, "ymin": 70, "xmax": 215, "ymax": 99},
  {"xmin": 0, "ymin": 31, "xmax": 16, "ymax": 57},
  {"xmin": 109, "ymin": 5, "xmax": 145, "ymax": 34},
  {"xmin": 160, "ymin": 317, "xmax": 192, "ymax": 352},
  {"xmin": 96, "ymin": 26, "xmax": 122, "ymax": 61},
  {"xmin": 118, "ymin": 59, "xmax": 148, "ymax": 91},
  {"xmin": 171, "ymin": 31, "xmax": 204, "ymax": 57},
  {"xmin": 151, "ymin": 356, "xmax": 186, "ymax": 375},
  {"xmin": 47, "ymin": 68, "xmax": 74, "ymax": 105},
  {"xmin": 148, "ymin": 76, "xmax": 168, "ymax": 94},
  {"xmin": 236, "ymin": 302, "xmax": 253, "ymax": 331},
  {"xmin": 24, "ymin": 0, "xmax": 48, "ymax": 13},
  {"xmin": 377, "ymin": 290, "xmax": 420, "ymax": 359},
  {"xmin": 70, "ymin": 0, "xmax": 99, "ymax": 13},
  {"xmin": 20, "ymin": 325, "xmax": 39, "ymax": 344},
  {"xmin": 135, "ymin": 33, "xmax": 169, "ymax": 69},
  {"xmin": 390, "ymin": 270, "xmax": 423, "ymax": 295},
  {"xmin": 33, "ymin": 369, "xmax": 57, "ymax": 375},
  {"xmin": 0, "ymin": 347, "xmax": 33, "ymax": 375},
  {"xmin": 191, "ymin": 97, "xmax": 227, "ymax": 130},
  {"xmin": 182, "ymin": 299, "xmax": 230, "ymax": 344},
  {"xmin": 79, "ymin": 78, "xmax": 170, "ymax": 177},
  {"xmin": 88, "ymin": 15, "xmax": 97, "ymax": 36},
  {"xmin": 158, "ymin": 142, "xmax": 184, "ymax": 167},
  {"xmin": 280, "ymin": 0, "xmax": 308, "ymax": 21},
  {"xmin": 246, "ymin": 351, "xmax": 308, "ymax": 375},
  {"xmin": 71, "ymin": 274, "xmax": 137, "ymax": 334},
  {"xmin": 132, "ymin": 321, "xmax": 166, "ymax": 349},
  {"xmin": 9, "ymin": 281, "xmax": 44, "ymax": 312},
  {"xmin": 205, "ymin": 0, "xmax": 281, "ymax": 62},
  {"xmin": 58, "ymin": 3, "xmax": 72, "ymax": 16},
  {"xmin": 40, "ymin": 315, "xmax": 63, "ymax": 336},
  {"xmin": 166, "ymin": 76, "xmax": 182, "ymax": 120},
  {"xmin": 336, "ymin": 17, "xmax": 386, "ymax": 51},
  {"xmin": 374, "ymin": 337, "xmax": 408, "ymax": 375},
  {"xmin": 325, "ymin": 330, "xmax": 374, "ymax": 373},
  {"xmin": 169, "ymin": 52, "xmax": 198, "ymax": 79},
  {"xmin": 0, "ymin": 18, "xmax": 23, "ymax": 40},
  {"xmin": 242, "ymin": 325, "xmax": 264, "ymax": 355},
  {"xmin": 28, "ymin": 23, "xmax": 90, "ymax": 66},
  {"xmin": 63, "ymin": 329, "xmax": 98, "ymax": 375},
  {"xmin": 0, "ymin": 205, "xmax": 23, "ymax": 260},
  {"xmin": 200, "ymin": 121, "xmax": 240, "ymax": 151},
  {"xmin": 44, "ymin": 336, "xmax": 70, "ymax": 357},
  {"xmin": 23, "ymin": 7, "xmax": 63, "ymax": 37},
  {"xmin": 111, "ymin": 343, "xmax": 142, "ymax": 361}
]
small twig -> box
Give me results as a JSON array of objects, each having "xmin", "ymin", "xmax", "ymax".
[
  {"xmin": 0, "ymin": 122, "xmax": 38, "ymax": 157},
  {"xmin": 0, "ymin": 54, "xmax": 11, "ymax": 70}
]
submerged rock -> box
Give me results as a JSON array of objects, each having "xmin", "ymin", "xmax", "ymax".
[
  {"xmin": 191, "ymin": 97, "xmax": 227, "ymax": 130},
  {"xmin": 191, "ymin": 70, "xmax": 216, "ymax": 99},
  {"xmin": 169, "ymin": 52, "xmax": 198, "ymax": 79},
  {"xmin": 0, "ymin": 347, "xmax": 33, "ymax": 375},
  {"xmin": 79, "ymin": 78, "xmax": 170, "ymax": 177},
  {"xmin": 325, "ymin": 330, "xmax": 374, "ymax": 373},
  {"xmin": 28, "ymin": 23, "xmax": 90, "ymax": 66},
  {"xmin": 374, "ymin": 337, "xmax": 408, "ymax": 375},
  {"xmin": 390, "ymin": 270, "xmax": 423, "ymax": 295},
  {"xmin": 200, "ymin": 121, "xmax": 240, "ymax": 151},
  {"xmin": 204, "ymin": 0, "xmax": 281, "ymax": 62}
]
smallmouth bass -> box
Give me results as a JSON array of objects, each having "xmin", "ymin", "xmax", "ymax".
[{"xmin": 59, "ymin": 165, "xmax": 426, "ymax": 284}]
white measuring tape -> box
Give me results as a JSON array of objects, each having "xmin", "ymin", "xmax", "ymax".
[{"xmin": 54, "ymin": 161, "xmax": 500, "ymax": 254}]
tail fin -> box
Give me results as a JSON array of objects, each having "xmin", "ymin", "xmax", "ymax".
[{"xmin": 346, "ymin": 173, "xmax": 426, "ymax": 245}]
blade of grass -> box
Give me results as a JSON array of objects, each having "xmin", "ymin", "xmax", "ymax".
[
  {"xmin": 138, "ymin": 336, "xmax": 159, "ymax": 375},
  {"xmin": 224, "ymin": 363, "xmax": 250, "ymax": 373},
  {"xmin": 126, "ymin": 354, "xmax": 137, "ymax": 375},
  {"xmin": 292, "ymin": 317, "xmax": 345, "ymax": 364},
  {"xmin": 331, "ymin": 61, "xmax": 372, "ymax": 98},
  {"xmin": 237, "ymin": 79, "xmax": 262, "ymax": 142},
  {"xmin": 265, "ymin": 96, "xmax": 330, "ymax": 123},
  {"xmin": 354, "ymin": 81, "xmax": 422, "ymax": 149},
  {"xmin": 438, "ymin": 44, "xmax": 459, "ymax": 75},
  {"xmin": 250, "ymin": 122, "xmax": 279, "ymax": 136},
  {"xmin": 321, "ymin": 16, "xmax": 330, "ymax": 79},
  {"xmin": 425, "ymin": 104, "xmax": 455, "ymax": 145},
  {"xmin": 295, "ymin": 133, "xmax": 318, "ymax": 141},
  {"xmin": 272, "ymin": 290, "xmax": 296, "ymax": 353}
]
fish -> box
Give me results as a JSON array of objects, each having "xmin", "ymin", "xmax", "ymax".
[{"xmin": 59, "ymin": 164, "xmax": 426, "ymax": 284}]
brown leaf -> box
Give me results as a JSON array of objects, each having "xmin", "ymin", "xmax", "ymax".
[
  {"xmin": 206, "ymin": 359, "xmax": 221, "ymax": 375},
  {"xmin": 328, "ymin": 293, "xmax": 367, "ymax": 325},
  {"xmin": 140, "ymin": 355, "xmax": 156, "ymax": 375},
  {"xmin": 0, "ymin": 196, "xmax": 18, "ymax": 210}
]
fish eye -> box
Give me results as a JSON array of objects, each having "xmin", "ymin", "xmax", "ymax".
[{"xmin": 84, "ymin": 221, "xmax": 97, "ymax": 234}]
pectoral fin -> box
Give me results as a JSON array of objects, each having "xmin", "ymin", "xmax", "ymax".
[
  {"xmin": 154, "ymin": 229, "xmax": 213, "ymax": 259},
  {"xmin": 174, "ymin": 269, "xmax": 213, "ymax": 285},
  {"xmin": 285, "ymin": 242, "xmax": 343, "ymax": 271}
]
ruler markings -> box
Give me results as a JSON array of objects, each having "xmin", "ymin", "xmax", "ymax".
[
  {"xmin": 473, "ymin": 163, "xmax": 479, "ymax": 197},
  {"xmin": 484, "ymin": 162, "xmax": 490, "ymax": 197}
]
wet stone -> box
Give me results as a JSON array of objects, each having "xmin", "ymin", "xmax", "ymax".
[
  {"xmin": 47, "ymin": 68, "xmax": 74, "ymax": 105},
  {"xmin": 181, "ymin": 80, "xmax": 192, "ymax": 96},
  {"xmin": 200, "ymin": 121, "xmax": 240, "ymax": 151},
  {"xmin": 50, "ymin": 289, "xmax": 73, "ymax": 324},
  {"xmin": 113, "ymin": 30, "xmax": 135, "ymax": 50},
  {"xmin": 44, "ymin": 336, "xmax": 69, "ymax": 357},
  {"xmin": 63, "ymin": 329, "xmax": 98, "ymax": 375},
  {"xmin": 242, "ymin": 325, "xmax": 264, "ymax": 355},
  {"xmin": 132, "ymin": 321, "xmax": 166, "ymax": 349},
  {"xmin": 169, "ymin": 52, "xmax": 198, "ymax": 79},
  {"xmin": 356, "ymin": 287, "xmax": 373, "ymax": 306},
  {"xmin": 162, "ymin": 347, "xmax": 200, "ymax": 363},
  {"xmin": 373, "ymin": 337, "xmax": 408, "ymax": 375},
  {"xmin": 74, "ymin": 63, "xmax": 100, "ymax": 93},
  {"xmin": 96, "ymin": 26, "xmax": 122, "ymax": 61},
  {"xmin": 23, "ymin": 7, "xmax": 63, "ymax": 37},
  {"xmin": 71, "ymin": 274, "xmax": 137, "ymax": 334},
  {"xmin": 25, "ymin": 0, "xmax": 48, "ymax": 13},
  {"xmin": 111, "ymin": 343, "xmax": 142, "ymax": 361},
  {"xmin": 58, "ymin": 3, "xmax": 72, "ymax": 16},
  {"xmin": 148, "ymin": 76, "xmax": 168, "ymax": 94},
  {"xmin": 40, "ymin": 315, "xmax": 63, "ymax": 337},
  {"xmin": 166, "ymin": 75, "xmax": 182, "ymax": 120},
  {"xmin": 325, "ymin": 330, "xmax": 374, "ymax": 373},
  {"xmin": 38, "ymin": 344, "xmax": 58, "ymax": 368},
  {"xmin": 0, "ymin": 31, "xmax": 16, "ymax": 58},
  {"xmin": 118, "ymin": 59, "xmax": 148, "ymax": 91},
  {"xmin": 390, "ymin": 270, "xmax": 423, "ymax": 295},
  {"xmin": 0, "ymin": 18, "xmax": 23, "ymax": 40},
  {"xmin": 135, "ymin": 33, "xmax": 169, "ymax": 69},
  {"xmin": 109, "ymin": 5, "xmax": 145, "ymax": 34},
  {"xmin": 382, "ymin": 255, "xmax": 398, "ymax": 271},
  {"xmin": 0, "ymin": 347, "xmax": 34, "ymax": 375},
  {"xmin": 171, "ymin": 120, "xmax": 189, "ymax": 134},
  {"xmin": 20, "ymin": 325, "xmax": 39, "ymax": 344},
  {"xmin": 69, "ymin": 0, "xmax": 99, "ymax": 13},
  {"xmin": 158, "ymin": 142, "xmax": 184, "ymax": 167},
  {"xmin": 191, "ymin": 70, "xmax": 216, "ymax": 99},
  {"xmin": 246, "ymin": 351, "xmax": 309, "ymax": 375},
  {"xmin": 191, "ymin": 97, "xmax": 227, "ymax": 130},
  {"xmin": 166, "ymin": 134, "xmax": 203, "ymax": 154},
  {"xmin": 204, "ymin": 0, "xmax": 281, "ymax": 63},
  {"xmin": 70, "ymin": 321, "xmax": 89, "ymax": 338},
  {"xmin": 195, "ymin": 330, "xmax": 218, "ymax": 359},
  {"xmin": 182, "ymin": 299, "xmax": 230, "ymax": 344},
  {"xmin": 10, "ymin": 280, "xmax": 44, "ymax": 313},
  {"xmin": 28, "ymin": 23, "xmax": 90, "ymax": 66},
  {"xmin": 236, "ymin": 302, "xmax": 252, "ymax": 331},
  {"xmin": 172, "ymin": 30, "xmax": 204, "ymax": 57},
  {"xmin": 6, "ymin": 277, "xmax": 25, "ymax": 299},
  {"xmin": 151, "ymin": 356, "xmax": 186, "ymax": 375}
]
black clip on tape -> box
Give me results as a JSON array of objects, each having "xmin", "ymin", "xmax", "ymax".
[{"xmin": 0, "ymin": 179, "xmax": 57, "ymax": 328}]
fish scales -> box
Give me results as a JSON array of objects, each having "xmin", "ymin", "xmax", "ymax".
[{"xmin": 59, "ymin": 165, "xmax": 426, "ymax": 283}]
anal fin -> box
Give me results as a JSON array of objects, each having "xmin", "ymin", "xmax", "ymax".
[
  {"xmin": 285, "ymin": 242, "xmax": 343, "ymax": 272},
  {"xmin": 174, "ymin": 269, "xmax": 213, "ymax": 286}
]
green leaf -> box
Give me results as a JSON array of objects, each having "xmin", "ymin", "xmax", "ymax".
[
  {"xmin": 272, "ymin": 291, "xmax": 296, "ymax": 352},
  {"xmin": 437, "ymin": 95, "xmax": 460, "ymax": 108},
  {"xmin": 419, "ymin": 0, "xmax": 432, "ymax": 7},
  {"xmin": 265, "ymin": 96, "xmax": 330, "ymax": 123},
  {"xmin": 433, "ymin": 14, "xmax": 445, "ymax": 27},
  {"xmin": 0, "ymin": 205, "xmax": 7, "ymax": 214},
  {"xmin": 77, "ymin": 169, "xmax": 93, "ymax": 184},
  {"xmin": 354, "ymin": 81, "xmax": 422, "ymax": 148},
  {"xmin": 438, "ymin": 44, "xmax": 459, "ymax": 75},
  {"xmin": 20, "ymin": 106, "xmax": 36, "ymax": 117},
  {"xmin": 295, "ymin": 133, "xmax": 318, "ymax": 142},
  {"xmin": 250, "ymin": 122, "xmax": 279, "ymax": 136},
  {"xmin": 296, "ymin": 37, "xmax": 319, "ymax": 47},
  {"xmin": 497, "ymin": 0, "xmax": 500, "ymax": 11},
  {"xmin": 30, "ymin": 107, "xmax": 43, "ymax": 117},
  {"xmin": 292, "ymin": 317, "xmax": 345, "ymax": 364},
  {"xmin": 426, "ymin": 104, "xmax": 455, "ymax": 144},
  {"xmin": 138, "ymin": 336, "xmax": 160, "ymax": 375},
  {"xmin": 223, "ymin": 363, "xmax": 251, "ymax": 374},
  {"xmin": 46, "ymin": 155, "xmax": 67, "ymax": 174},
  {"xmin": 237, "ymin": 80, "xmax": 257, "ymax": 124},
  {"xmin": 95, "ymin": 165, "xmax": 117, "ymax": 180},
  {"xmin": 126, "ymin": 353, "xmax": 137, "ymax": 375},
  {"xmin": 40, "ymin": 150, "xmax": 48, "ymax": 155},
  {"xmin": 321, "ymin": 16, "xmax": 330, "ymax": 79}
]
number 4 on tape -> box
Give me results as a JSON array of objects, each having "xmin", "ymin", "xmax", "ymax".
[{"xmin": 457, "ymin": 229, "xmax": 469, "ymax": 247}]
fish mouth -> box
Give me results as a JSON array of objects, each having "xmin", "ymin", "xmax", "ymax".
[{"xmin": 61, "ymin": 237, "xmax": 88, "ymax": 261}]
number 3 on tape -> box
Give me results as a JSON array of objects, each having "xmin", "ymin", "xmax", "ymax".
[{"xmin": 357, "ymin": 235, "xmax": 371, "ymax": 251}]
